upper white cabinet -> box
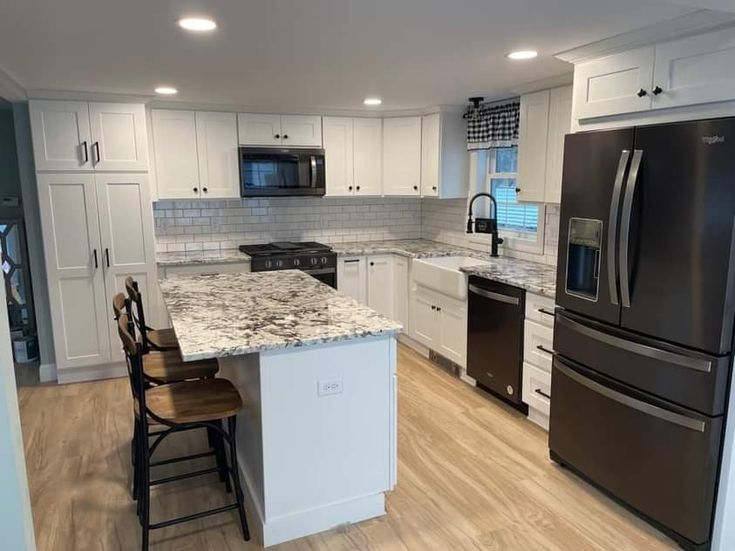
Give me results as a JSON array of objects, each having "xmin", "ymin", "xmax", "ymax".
[
  {"xmin": 353, "ymin": 118, "xmax": 383, "ymax": 196},
  {"xmin": 572, "ymin": 27, "xmax": 735, "ymax": 123},
  {"xmin": 323, "ymin": 117, "xmax": 355, "ymax": 196},
  {"xmin": 238, "ymin": 113, "xmax": 322, "ymax": 147},
  {"xmin": 517, "ymin": 86, "xmax": 571, "ymax": 204},
  {"xmin": 151, "ymin": 109, "xmax": 239, "ymax": 200},
  {"xmin": 574, "ymin": 48, "xmax": 654, "ymax": 120},
  {"xmin": 383, "ymin": 117, "xmax": 422, "ymax": 196},
  {"xmin": 420, "ymin": 113, "xmax": 468, "ymax": 199},
  {"xmin": 30, "ymin": 100, "xmax": 148, "ymax": 172}
]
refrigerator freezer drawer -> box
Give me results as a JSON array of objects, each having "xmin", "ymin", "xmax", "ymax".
[
  {"xmin": 554, "ymin": 312, "xmax": 731, "ymax": 416},
  {"xmin": 550, "ymin": 357, "xmax": 722, "ymax": 547}
]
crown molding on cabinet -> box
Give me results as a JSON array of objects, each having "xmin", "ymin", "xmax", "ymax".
[
  {"xmin": 511, "ymin": 72, "xmax": 574, "ymax": 96},
  {"xmin": 26, "ymin": 88, "xmax": 151, "ymax": 104},
  {"xmin": 555, "ymin": 9, "xmax": 735, "ymax": 64}
]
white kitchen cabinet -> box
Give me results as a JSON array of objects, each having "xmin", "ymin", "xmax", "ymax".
[
  {"xmin": 523, "ymin": 319, "xmax": 554, "ymax": 373},
  {"xmin": 410, "ymin": 284, "xmax": 467, "ymax": 367},
  {"xmin": 195, "ymin": 111, "xmax": 240, "ymax": 198},
  {"xmin": 30, "ymin": 100, "xmax": 148, "ymax": 172},
  {"xmin": 522, "ymin": 362, "xmax": 551, "ymax": 429},
  {"xmin": 544, "ymin": 86, "xmax": 573, "ymax": 204},
  {"xmin": 238, "ymin": 113, "xmax": 322, "ymax": 147},
  {"xmin": 30, "ymin": 100, "xmax": 93, "ymax": 171},
  {"xmin": 573, "ymin": 47, "xmax": 654, "ymax": 120},
  {"xmin": 652, "ymin": 27, "xmax": 735, "ymax": 111},
  {"xmin": 392, "ymin": 255, "xmax": 409, "ymax": 331},
  {"xmin": 36, "ymin": 172, "xmax": 156, "ymax": 376},
  {"xmin": 323, "ymin": 117, "xmax": 354, "ymax": 196},
  {"xmin": 151, "ymin": 110, "xmax": 200, "ymax": 199},
  {"xmin": 353, "ymin": 118, "xmax": 382, "ymax": 196},
  {"xmin": 337, "ymin": 256, "xmax": 367, "ymax": 303},
  {"xmin": 420, "ymin": 112, "xmax": 468, "ymax": 199},
  {"xmin": 383, "ymin": 117, "xmax": 422, "ymax": 196},
  {"xmin": 522, "ymin": 292, "xmax": 555, "ymax": 430},
  {"xmin": 517, "ymin": 90, "xmax": 550, "ymax": 203},
  {"xmin": 367, "ymin": 255, "xmax": 394, "ymax": 318},
  {"xmin": 411, "ymin": 287, "xmax": 440, "ymax": 349}
]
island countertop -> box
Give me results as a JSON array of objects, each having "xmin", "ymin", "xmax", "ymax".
[{"xmin": 159, "ymin": 270, "xmax": 402, "ymax": 361}]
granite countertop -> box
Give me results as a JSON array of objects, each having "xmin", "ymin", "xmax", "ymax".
[
  {"xmin": 459, "ymin": 258, "xmax": 557, "ymax": 298},
  {"xmin": 157, "ymin": 249, "xmax": 251, "ymax": 266},
  {"xmin": 159, "ymin": 270, "xmax": 402, "ymax": 361},
  {"xmin": 332, "ymin": 239, "xmax": 481, "ymax": 259}
]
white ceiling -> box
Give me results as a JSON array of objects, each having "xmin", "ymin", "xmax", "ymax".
[{"xmin": 0, "ymin": 0, "xmax": 694, "ymax": 111}]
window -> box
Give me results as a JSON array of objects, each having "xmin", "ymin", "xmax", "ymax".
[{"xmin": 488, "ymin": 148, "xmax": 538, "ymax": 232}]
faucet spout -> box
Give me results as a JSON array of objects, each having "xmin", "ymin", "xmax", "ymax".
[{"xmin": 467, "ymin": 192, "xmax": 503, "ymax": 257}]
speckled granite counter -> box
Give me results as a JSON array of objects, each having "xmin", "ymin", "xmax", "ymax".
[
  {"xmin": 332, "ymin": 239, "xmax": 479, "ymax": 259},
  {"xmin": 459, "ymin": 258, "xmax": 557, "ymax": 297},
  {"xmin": 159, "ymin": 270, "xmax": 402, "ymax": 361},
  {"xmin": 156, "ymin": 249, "xmax": 251, "ymax": 266}
]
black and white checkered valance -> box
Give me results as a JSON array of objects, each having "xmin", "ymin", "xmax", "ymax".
[{"xmin": 465, "ymin": 99, "xmax": 520, "ymax": 151}]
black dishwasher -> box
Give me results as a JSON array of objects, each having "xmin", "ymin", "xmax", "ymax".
[{"xmin": 467, "ymin": 276, "xmax": 526, "ymax": 410}]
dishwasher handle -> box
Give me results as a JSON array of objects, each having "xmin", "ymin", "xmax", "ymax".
[{"xmin": 469, "ymin": 284, "xmax": 520, "ymax": 305}]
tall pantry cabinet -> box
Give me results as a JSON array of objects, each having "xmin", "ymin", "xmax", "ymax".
[{"xmin": 30, "ymin": 100, "xmax": 156, "ymax": 382}]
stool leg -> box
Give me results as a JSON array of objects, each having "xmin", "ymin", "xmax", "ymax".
[
  {"xmin": 226, "ymin": 416, "xmax": 250, "ymax": 541},
  {"xmin": 209, "ymin": 426, "xmax": 231, "ymax": 491},
  {"xmin": 140, "ymin": 423, "xmax": 151, "ymax": 551},
  {"xmin": 132, "ymin": 421, "xmax": 139, "ymax": 501}
]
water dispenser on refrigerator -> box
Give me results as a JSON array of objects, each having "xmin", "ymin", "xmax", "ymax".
[{"xmin": 565, "ymin": 218, "xmax": 602, "ymax": 301}]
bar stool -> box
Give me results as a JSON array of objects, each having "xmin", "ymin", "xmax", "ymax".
[
  {"xmin": 125, "ymin": 276, "xmax": 178, "ymax": 353},
  {"xmin": 117, "ymin": 313, "xmax": 250, "ymax": 551}
]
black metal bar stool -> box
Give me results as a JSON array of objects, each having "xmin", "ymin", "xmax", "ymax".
[
  {"xmin": 125, "ymin": 276, "xmax": 179, "ymax": 354},
  {"xmin": 117, "ymin": 313, "xmax": 250, "ymax": 551}
]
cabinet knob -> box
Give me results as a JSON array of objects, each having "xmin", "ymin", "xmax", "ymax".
[
  {"xmin": 437, "ymin": 307, "xmax": 442, "ymax": 312},
  {"xmin": 432, "ymin": 186, "xmax": 437, "ymax": 191},
  {"xmin": 431, "ymin": 305, "xmax": 436, "ymax": 310},
  {"xmin": 348, "ymin": 186, "xmax": 353, "ymax": 191},
  {"xmin": 356, "ymin": 186, "xmax": 360, "ymax": 191},
  {"xmin": 275, "ymin": 134, "xmax": 281, "ymax": 139},
  {"xmin": 652, "ymin": 86, "xmax": 663, "ymax": 95},
  {"xmin": 413, "ymin": 185, "xmax": 418, "ymax": 191},
  {"xmin": 283, "ymin": 134, "xmax": 289, "ymax": 139},
  {"xmin": 636, "ymin": 88, "xmax": 648, "ymax": 98},
  {"xmin": 202, "ymin": 187, "xmax": 208, "ymax": 193},
  {"xmin": 515, "ymin": 187, "xmax": 521, "ymax": 193},
  {"xmin": 370, "ymin": 261, "xmax": 375, "ymax": 266},
  {"xmin": 193, "ymin": 187, "xmax": 198, "ymax": 193}
]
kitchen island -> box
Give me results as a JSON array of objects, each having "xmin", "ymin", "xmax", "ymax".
[{"xmin": 158, "ymin": 270, "xmax": 402, "ymax": 546}]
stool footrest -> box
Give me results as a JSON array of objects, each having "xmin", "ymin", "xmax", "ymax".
[
  {"xmin": 150, "ymin": 465, "xmax": 226, "ymax": 486},
  {"xmin": 150, "ymin": 450, "xmax": 215, "ymax": 468},
  {"xmin": 149, "ymin": 503, "xmax": 239, "ymax": 530}
]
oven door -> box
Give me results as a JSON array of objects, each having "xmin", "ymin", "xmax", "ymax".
[
  {"xmin": 302, "ymin": 268, "xmax": 336, "ymax": 288},
  {"xmin": 239, "ymin": 147, "xmax": 325, "ymax": 197}
]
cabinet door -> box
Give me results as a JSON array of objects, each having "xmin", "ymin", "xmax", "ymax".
[
  {"xmin": 517, "ymin": 90, "xmax": 550, "ymax": 203},
  {"xmin": 36, "ymin": 173, "xmax": 110, "ymax": 369},
  {"xmin": 281, "ymin": 115, "xmax": 323, "ymax": 147},
  {"xmin": 544, "ymin": 86, "xmax": 572, "ymax": 204},
  {"xmin": 383, "ymin": 117, "xmax": 422, "ymax": 196},
  {"xmin": 652, "ymin": 28, "xmax": 735, "ymax": 111},
  {"xmin": 95, "ymin": 173, "xmax": 157, "ymax": 362},
  {"xmin": 237, "ymin": 113, "xmax": 282, "ymax": 146},
  {"xmin": 88, "ymin": 103, "xmax": 148, "ymax": 171},
  {"xmin": 337, "ymin": 257, "xmax": 367, "ymax": 303},
  {"xmin": 353, "ymin": 118, "xmax": 382, "ymax": 196},
  {"xmin": 195, "ymin": 111, "xmax": 240, "ymax": 198},
  {"xmin": 574, "ymin": 47, "xmax": 654, "ymax": 120},
  {"xmin": 367, "ymin": 255, "xmax": 394, "ymax": 318},
  {"xmin": 438, "ymin": 298, "xmax": 467, "ymax": 367},
  {"xmin": 393, "ymin": 255, "xmax": 409, "ymax": 332},
  {"xmin": 151, "ymin": 110, "xmax": 200, "ymax": 199},
  {"xmin": 29, "ymin": 100, "xmax": 92, "ymax": 171},
  {"xmin": 420, "ymin": 113, "xmax": 440, "ymax": 197},
  {"xmin": 410, "ymin": 287, "xmax": 439, "ymax": 348},
  {"xmin": 323, "ymin": 117, "xmax": 354, "ymax": 196}
]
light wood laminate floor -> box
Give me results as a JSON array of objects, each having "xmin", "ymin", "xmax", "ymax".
[{"xmin": 19, "ymin": 344, "xmax": 676, "ymax": 550}]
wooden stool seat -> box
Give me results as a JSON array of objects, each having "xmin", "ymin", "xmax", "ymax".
[
  {"xmin": 147, "ymin": 328, "xmax": 178, "ymax": 349},
  {"xmin": 138, "ymin": 379, "xmax": 243, "ymax": 424},
  {"xmin": 143, "ymin": 350, "xmax": 218, "ymax": 383}
]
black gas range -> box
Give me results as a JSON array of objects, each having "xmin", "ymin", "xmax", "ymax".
[{"xmin": 239, "ymin": 241, "xmax": 337, "ymax": 288}]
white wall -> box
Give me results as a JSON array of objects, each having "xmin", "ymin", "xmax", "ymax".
[
  {"xmin": 0, "ymin": 269, "xmax": 36, "ymax": 550},
  {"xmin": 713, "ymin": 364, "xmax": 735, "ymax": 551}
]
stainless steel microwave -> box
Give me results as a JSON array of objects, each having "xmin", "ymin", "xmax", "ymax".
[{"xmin": 239, "ymin": 147, "xmax": 326, "ymax": 197}]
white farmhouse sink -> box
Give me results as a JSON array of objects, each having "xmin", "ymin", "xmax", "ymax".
[{"xmin": 412, "ymin": 256, "xmax": 491, "ymax": 300}]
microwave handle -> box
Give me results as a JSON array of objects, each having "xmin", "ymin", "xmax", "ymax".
[{"xmin": 310, "ymin": 156, "xmax": 317, "ymax": 187}]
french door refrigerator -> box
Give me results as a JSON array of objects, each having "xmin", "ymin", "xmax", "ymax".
[{"xmin": 551, "ymin": 117, "xmax": 735, "ymax": 551}]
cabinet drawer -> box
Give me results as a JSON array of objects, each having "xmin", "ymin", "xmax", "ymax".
[
  {"xmin": 524, "ymin": 319, "xmax": 554, "ymax": 372},
  {"xmin": 522, "ymin": 362, "xmax": 551, "ymax": 416},
  {"xmin": 524, "ymin": 293, "xmax": 555, "ymax": 327}
]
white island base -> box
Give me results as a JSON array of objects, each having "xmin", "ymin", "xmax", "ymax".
[{"xmin": 219, "ymin": 335, "xmax": 398, "ymax": 547}]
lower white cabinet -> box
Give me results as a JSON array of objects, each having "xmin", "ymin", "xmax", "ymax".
[
  {"xmin": 392, "ymin": 255, "xmax": 409, "ymax": 331},
  {"xmin": 37, "ymin": 172, "xmax": 156, "ymax": 376},
  {"xmin": 521, "ymin": 292, "xmax": 555, "ymax": 430},
  {"xmin": 337, "ymin": 256, "xmax": 368, "ymax": 303},
  {"xmin": 367, "ymin": 255, "xmax": 394, "ymax": 318},
  {"xmin": 410, "ymin": 285, "xmax": 467, "ymax": 367},
  {"xmin": 522, "ymin": 362, "xmax": 551, "ymax": 426}
]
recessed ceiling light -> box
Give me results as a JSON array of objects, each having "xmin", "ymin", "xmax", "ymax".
[
  {"xmin": 364, "ymin": 97, "xmax": 382, "ymax": 106},
  {"xmin": 507, "ymin": 50, "xmax": 538, "ymax": 61},
  {"xmin": 178, "ymin": 17, "xmax": 217, "ymax": 32},
  {"xmin": 155, "ymin": 86, "xmax": 178, "ymax": 95}
]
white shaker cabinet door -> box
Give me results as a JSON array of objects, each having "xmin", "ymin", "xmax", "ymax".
[
  {"xmin": 544, "ymin": 86, "xmax": 573, "ymax": 204},
  {"xmin": 88, "ymin": 102, "xmax": 149, "ymax": 171},
  {"xmin": 337, "ymin": 257, "xmax": 367, "ymax": 303},
  {"xmin": 438, "ymin": 297, "xmax": 467, "ymax": 368},
  {"xmin": 30, "ymin": 100, "xmax": 93, "ymax": 171},
  {"xmin": 151, "ymin": 110, "xmax": 200, "ymax": 199},
  {"xmin": 420, "ymin": 113, "xmax": 441, "ymax": 197},
  {"xmin": 36, "ymin": 173, "xmax": 111, "ymax": 369},
  {"xmin": 280, "ymin": 115, "xmax": 323, "ymax": 147},
  {"xmin": 410, "ymin": 287, "xmax": 439, "ymax": 348},
  {"xmin": 353, "ymin": 118, "xmax": 382, "ymax": 196},
  {"xmin": 383, "ymin": 117, "xmax": 422, "ymax": 196},
  {"xmin": 517, "ymin": 90, "xmax": 550, "ymax": 203},
  {"xmin": 95, "ymin": 173, "xmax": 157, "ymax": 361},
  {"xmin": 238, "ymin": 113, "xmax": 282, "ymax": 146},
  {"xmin": 195, "ymin": 111, "xmax": 240, "ymax": 198},
  {"xmin": 323, "ymin": 117, "xmax": 355, "ymax": 196},
  {"xmin": 367, "ymin": 255, "xmax": 394, "ymax": 319}
]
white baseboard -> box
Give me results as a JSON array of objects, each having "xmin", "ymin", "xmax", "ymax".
[
  {"xmin": 397, "ymin": 334, "xmax": 430, "ymax": 357},
  {"xmin": 38, "ymin": 363, "xmax": 57, "ymax": 383},
  {"xmin": 527, "ymin": 408, "xmax": 549, "ymax": 431},
  {"xmin": 56, "ymin": 362, "xmax": 127, "ymax": 384}
]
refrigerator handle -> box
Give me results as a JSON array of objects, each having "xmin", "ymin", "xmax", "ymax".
[
  {"xmin": 607, "ymin": 150, "xmax": 630, "ymax": 307},
  {"xmin": 619, "ymin": 149, "xmax": 643, "ymax": 308}
]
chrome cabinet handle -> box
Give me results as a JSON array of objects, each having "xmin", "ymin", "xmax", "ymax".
[
  {"xmin": 619, "ymin": 149, "xmax": 643, "ymax": 308},
  {"xmin": 607, "ymin": 150, "xmax": 630, "ymax": 307}
]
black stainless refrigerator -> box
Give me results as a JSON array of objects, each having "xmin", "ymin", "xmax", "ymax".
[{"xmin": 551, "ymin": 118, "xmax": 735, "ymax": 551}]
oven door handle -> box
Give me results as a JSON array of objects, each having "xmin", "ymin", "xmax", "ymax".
[{"xmin": 301, "ymin": 268, "xmax": 335, "ymax": 276}]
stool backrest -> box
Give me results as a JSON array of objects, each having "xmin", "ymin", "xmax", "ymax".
[
  {"xmin": 112, "ymin": 292, "xmax": 131, "ymax": 321},
  {"xmin": 124, "ymin": 276, "xmax": 151, "ymax": 353},
  {"xmin": 117, "ymin": 313, "xmax": 146, "ymax": 414}
]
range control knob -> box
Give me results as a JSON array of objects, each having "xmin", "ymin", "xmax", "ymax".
[
  {"xmin": 293, "ymin": 258, "xmax": 301, "ymax": 267},
  {"xmin": 264, "ymin": 260, "xmax": 272, "ymax": 269},
  {"xmin": 275, "ymin": 260, "xmax": 283, "ymax": 268},
  {"xmin": 310, "ymin": 257, "xmax": 318, "ymax": 266},
  {"xmin": 320, "ymin": 256, "xmax": 328, "ymax": 264}
]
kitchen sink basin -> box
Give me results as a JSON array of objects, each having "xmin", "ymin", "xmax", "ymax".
[{"xmin": 412, "ymin": 256, "xmax": 491, "ymax": 300}]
